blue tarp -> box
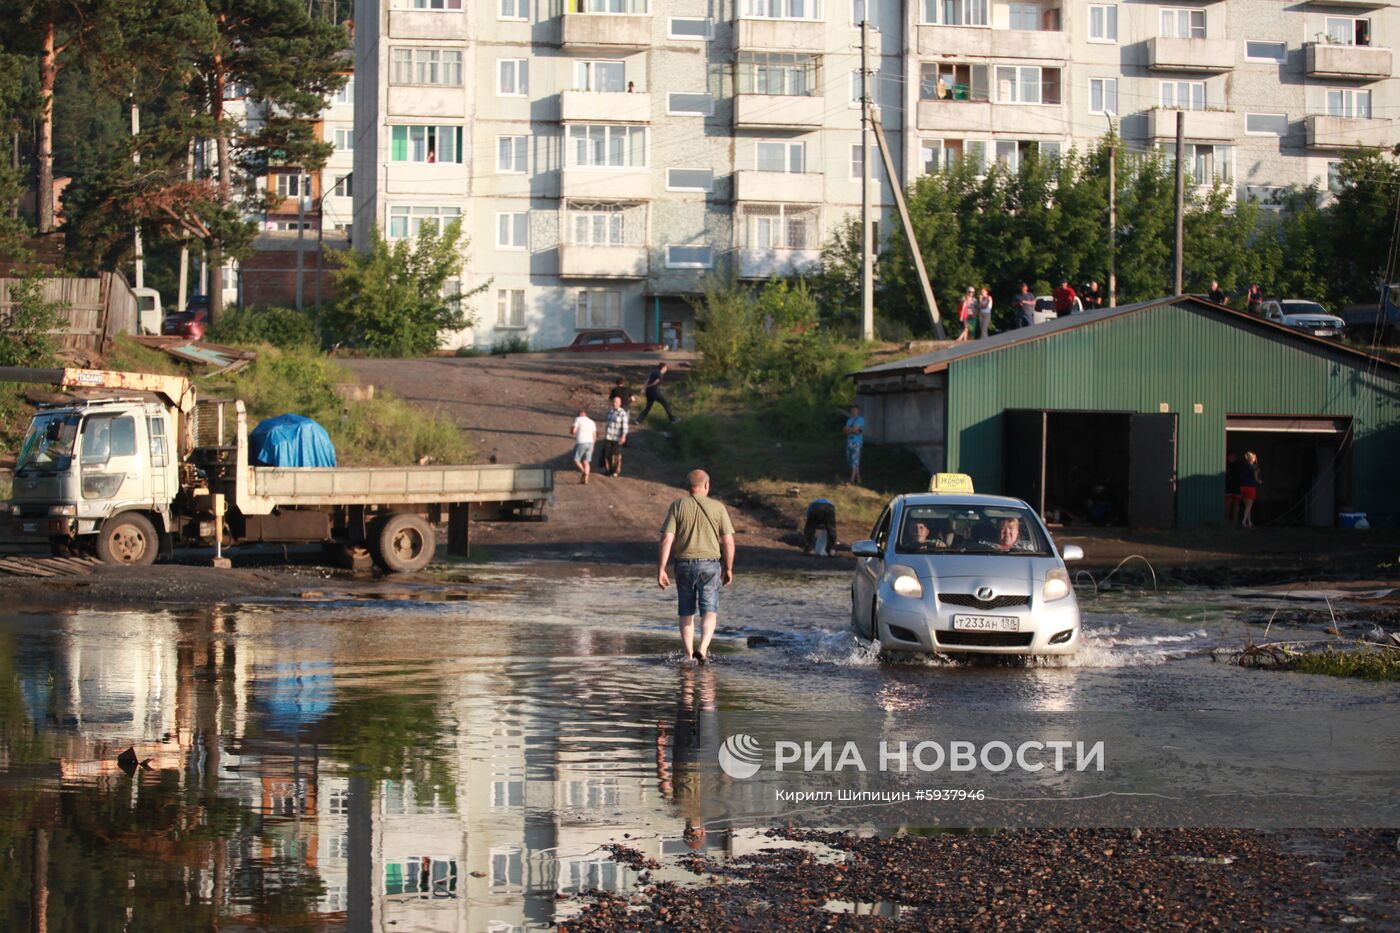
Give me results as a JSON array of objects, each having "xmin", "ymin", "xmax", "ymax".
[{"xmin": 249, "ymin": 414, "xmax": 337, "ymax": 467}]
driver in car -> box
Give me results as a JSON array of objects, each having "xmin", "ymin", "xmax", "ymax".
[{"xmin": 993, "ymin": 516, "xmax": 1033, "ymax": 552}]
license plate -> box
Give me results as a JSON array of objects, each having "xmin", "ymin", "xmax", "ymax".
[
  {"xmin": 952, "ymin": 614, "xmax": 1021, "ymax": 632},
  {"xmin": 1314, "ymin": 329, "xmax": 1338, "ymax": 337},
  {"xmin": 21, "ymin": 523, "xmax": 37, "ymax": 534}
]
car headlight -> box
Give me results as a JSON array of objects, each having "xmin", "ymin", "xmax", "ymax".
[
  {"xmin": 48, "ymin": 504, "xmax": 76, "ymax": 517},
  {"xmin": 1043, "ymin": 568, "xmax": 1071, "ymax": 602},
  {"xmin": 888, "ymin": 566, "xmax": 924, "ymax": 599}
]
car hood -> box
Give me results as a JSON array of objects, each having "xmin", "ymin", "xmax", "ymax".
[
  {"xmin": 1281, "ymin": 313, "xmax": 1344, "ymax": 327},
  {"xmin": 896, "ymin": 554, "xmax": 1061, "ymax": 595}
]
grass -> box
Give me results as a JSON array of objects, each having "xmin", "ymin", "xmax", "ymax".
[{"xmin": 1279, "ymin": 646, "xmax": 1400, "ymax": 681}]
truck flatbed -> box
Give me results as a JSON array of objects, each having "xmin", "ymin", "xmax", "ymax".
[{"xmin": 251, "ymin": 463, "xmax": 553, "ymax": 507}]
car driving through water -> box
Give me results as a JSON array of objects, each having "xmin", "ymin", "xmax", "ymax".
[{"xmin": 850, "ymin": 487, "xmax": 1084, "ymax": 656}]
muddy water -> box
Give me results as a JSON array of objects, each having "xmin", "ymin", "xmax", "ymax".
[{"xmin": 0, "ymin": 569, "xmax": 1392, "ymax": 931}]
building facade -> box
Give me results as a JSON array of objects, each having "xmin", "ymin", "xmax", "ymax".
[{"xmin": 353, "ymin": 0, "xmax": 1399, "ymax": 351}]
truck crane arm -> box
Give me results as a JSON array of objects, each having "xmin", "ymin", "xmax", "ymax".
[{"xmin": 0, "ymin": 367, "xmax": 196, "ymax": 414}]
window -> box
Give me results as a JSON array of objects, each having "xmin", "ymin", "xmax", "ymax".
[
  {"xmin": 1088, "ymin": 4, "xmax": 1116, "ymax": 42},
  {"xmin": 274, "ymin": 173, "xmax": 305, "ymax": 198},
  {"xmin": 80, "ymin": 415, "xmax": 137, "ymax": 467},
  {"xmin": 1325, "ymin": 16, "xmax": 1370, "ymax": 47},
  {"xmin": 668, "ymin": 93, "xmax": 714, "ymax": 115},
  {"xmin": 147, "ymin": 416, "xmax": 166, "ymax": 468},
  {"xmin": 667, "ymin": 168, "xmax": 714, "ymax": 191},
  {"xmin": 332, "ymin": 174, "xmax": 352, "ymax": 198},
  {"xmin": 736, "ymin": 52, "xmax": 819, "ymax": 96},
  {"xmin": 1164, "ymin": 143, "xmax": 1233, "ymax": 186},
  {"xmin": 997, "ymin": 66, "xmax": 1060, "ymax": 104},
  {"xmin": 921, "ymin": 0, "xmax": 987, "ymax": 26},
  {"xmin": 665, "ymin": 245, "xmax": 714, "ymax": 269},
  {"xmin": 920, "ymin": 138, "xmax": 945, "ymax": 174},
  {"xmin": 669, "ymin": 17, "xmax": 712, "ymax": 39},
  {"xmin": 1245, "ymin": 41, "xmax": 1286, "ymax": 62},
  {"xmin": 392, "ymin": 48, "xmax": 464, "ymax": 86},
  {"xmin": 1327, "ymin": 161, "xmax": 1343, "ymax": 195},
  {"xmin": 574, "ymin": 60, "xmax": 625, "ymax": 92},
  {"xmin": 1326, "ymin": 88, "xmax": 1371, "ymax": 118},
  {"xmin": 567, "ymin": 124, "xmax": 647, "ymax": 168},
  {"xmin": 743, "ymin": 0, "xmax": 822, "ymax": 21},
  {"xmin": 333, "ymin": 78, "xmax": 354, "ymax": 105},
  {"xmin": 333, "ymin": 128, "xmax": 354, "ymax": 151},
  {"xmin": 744, "ymin": 203, "xmax": 817, "ymax": 250},
  {"xmin": 849, "ymin": 144, "xmax": 887, "ymax": 182},
  {"xmin": 852, "ymin": 0, "xmax": 874, "ymax": 24},
  {"xmin": 1009, "ymin": 3, "xmax": 1040, "ymax": 31},
  {"xmin": 499, "ymin": 0, "xmax": 527, "ymax": 19},
  {"xmin": 1243, "ymin": 186, "xmax": 1285, "ymax": 212},
  {"xmin": 498, "ymin": 59, "xmax": 528, "ymax": 96},
  {"xmin": 496, "ymin": 212, "xmax": 528, "ymax": 249},
  {"xmin": 920, "ymin": 63, "xmax": 989, "ymax": 101},
  {"xmin": 496, "ymin": 289, "xmax": 525, "ymax": 328},
  {"xmin": 1089, "ymin": 78, "xmax": 1117, "ymax": 115},
  {"xmin": 581, "ymin": 0, "xmax": 648, "ymax": 10},
  {"xmin": 390, "ymin": 125, "xmax": 463, "ymax": 163},
  {"xmin": 992, "ymin": 139, "xmax": 1059, "ymax": 174},
  {"xmin": 1160, "ymin": 80, "xmax": 1206, "ymax": 111},
  {"xmin": 497, "ymin": 135, "xmax": 527, "ymax": 173},
  {"xmin": 387, "ymin": 205, "xmax": 461, "ymax": 238},
  {"xmin": 576, "ymin": 290, "xmax": 622, "ymax": 329},
  {"xmin": 1159, "ymin": 8, "xmax": 1204, "ymax": 39},
  {"xmin": 756, "ymin": 140, "xmax": 805, "ymax": 173},
  {"xmin": 411, "ymin": 0, "xmax": 462, "ymax": 8},
  {"xmin": 1245, "ymin": 113, "xmax": 1288, "ymax": 136},
  {"xmin": 568, "ymin": 203, "xmax": 627, "ymax": 246}
]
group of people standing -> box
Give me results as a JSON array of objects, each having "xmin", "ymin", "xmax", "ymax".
[
  {"xmin": 569, "ymin": 363, "xmax": 679, "ymax": 484},
  {"xmin": 955, "ymin": 279, "xmax": 1108, "ymax": 341}
]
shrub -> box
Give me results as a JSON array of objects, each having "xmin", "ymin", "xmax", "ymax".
[
  {"xmin": 0, "ymin": 277, "xmax": 63, "ymax": 367},
  {"xmin": 209, "ymin": 306, "xmax": 318, "ymax": 349},
  {"xmin": 454, "ymin": 345, "xmax": 483, "ymax": 358},
  {"xmin": 491, "ymin": 333, "xmax": 530, "ymax": 355}
]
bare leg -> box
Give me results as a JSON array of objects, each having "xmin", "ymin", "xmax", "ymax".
[
  {"xmin": 1242, "ymin": 500, "xmax": 1254, "ymax": 528},
  {"xmin": 696, "ymin": 611, "xmax": 718, "ymax": 659},
  {"xmin": 678, "ymin": 615, "xmax": 696, "ymax": 658}
]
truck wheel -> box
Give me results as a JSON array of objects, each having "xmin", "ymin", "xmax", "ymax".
[
  {"xmin": 96, "ymin": 513, "xmax": 159, "ymax": 566},
  {"xmin": 375, "ymin": 513, "xmax": 436, "ymax": 573}
]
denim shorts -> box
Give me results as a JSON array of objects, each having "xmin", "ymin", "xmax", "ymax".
[
  {"xmin": 573, "ymin": 442, "xmax": 594, "ymax": 463},
  {"xmin": 675, "ymin": 559, "xmax": 721, "ymax": 617}
]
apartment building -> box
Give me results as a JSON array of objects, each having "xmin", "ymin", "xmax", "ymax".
[{"xmin": 353, "ymin": 0, "xmax": 1398, "ymax": 351}]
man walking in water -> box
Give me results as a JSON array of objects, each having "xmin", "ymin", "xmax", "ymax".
[{"xmin": 657, "ymin": 469, "xmax": 735, "ymax": 663}]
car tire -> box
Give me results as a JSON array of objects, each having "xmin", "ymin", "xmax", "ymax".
[
  {"xmin": 868, "ymin": 598, "xmax": 880, "ymax": 642},
  {"xmin": 96, "ymin": 513, "xmax": 159, "ymax": 566},
  {"xmin": 375, "ymin": 512, "xmax": 436, "ymax": 574}
]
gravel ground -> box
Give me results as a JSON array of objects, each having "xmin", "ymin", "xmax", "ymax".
[{"xmin": 562, "ymin": 827, "xmax": 1400, "ymax": 931}]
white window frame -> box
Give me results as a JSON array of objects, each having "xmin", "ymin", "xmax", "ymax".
[
  {"xmin": 664, "ymin": 245, "xmax": 715, "ymax": 269},
  {"xmin": 498, "ymin": 59, "xmax": 529, "ymax": 97},
  {"xmin": 497, "ymin": 135, "xmax": 528, "ymax": 174},
  {"xmin": 387, "ymin": 205, "xmax": 461, "ymax": 239},
  {"xmin": 920, "ymin": 0, "xmax": 988, "ymax": 27},
  {"xmin": 848, "ymin": 144, "xmax": 888, "ymax": 182},
  {"xmin": 1324, "ymin": 16, "xmax": 1369, "ymax": 47},
  {"xmin": 390, "ymin": 125, "xmax": 463, "ymax": 163},
  {"xmin": 391, "ymin": 48, "xmax": 465, "ymax": 87},
  {"xmin": 737, "ymin": 52, "xmax": 819, "ymax": 97},
  {"xmin": 411, "ymin": 0, "xmax": 463, "ymax": 9},
  {"xmin": 1326, "ymin": 87, "xmax": 1371, "ymax": 118},
  {"xmin": 274, "ymin": 173, "xmax": 305, "ymax": 198},
  {"xmin": 756, "ymin": 140, "xmax": 806, "ymax": 173},
  {"xmin": 852, "ymin": 0, "xmax": 874, "ymax": 26},
  {"xmin": 332, "ymin": 174, "xmax": 352, "ymax": 198},
  {"xmin": 1244, "ymin": 40, "xmax": 1286, "ymax": 63},
  {"xmin": 666, "ymin": 168, "xmax": 714, "ymax": 192},
  {"xmin": 1159, "ymin": 8, "xmax": 1205, "ymax": 39},
  {"xmin": 1160, "ymin": 80, "xmax": 1206, "ymax": 111},
  {"xmin": 1165, "ymin": 143, "xmax": 1233, "ymax": 187},
  {"xmin": 668, "ymin": 17, "xmax": 713, "ymax": 39},
  {"xmin": 1089, "ymin": 77, "xmax": 1117, "ymax": 115},
  {"xmin": 496, "ymin": 289, "xmax": 526, "ymax": 329},
  {"xmin": 1088, "ymin": 4, "xmax": 1117, "ymax": 43},
  {"xmin": 997, "ymin": 65, "xmax": 1057, "ymax": 105},
  {"xmin": 667, "ymin": 92, "xmax": 714, "ymax": 116},
  {"xmin": 496, "ymin": 212, "xmax": 528, "ymax": 250},
  {"xmin": 499, "ymin": 0, "xmax": 528, "ymax": 20},
  {"xmin": 745, "ymin": 204, "xmax": 817, "ymax": 251},
  {"xmin": 566, "ymin": 124, "xmax": 649, "ymax": 169},
  {"xmin": 568, "ymin": 204, "xmax": 627, "ymax": 247},
  {"xmin": 1008, "ymin": 3, "xmax": 1040, "ymax": 32},
  {"xmin": 743, "ymin": 0, "xmax": 823, "ymax": 22},
  {"xmin": 576, "ymin": 0, "xmax": 650, "ymax": 11},
  {"xmin": 333, "ymin": 127, "xmax": 354, "ymax": 151},
  {"xmin": 333, "ymin": 78, "xmax": 354, "ymax": 105},
  {"xmin": 575, "ymin": 290, "xmax": 622, "ymax": 330},
  {"xmin": 1244, "ymin": 113, "xmax": 1288, "ymax": 136},
  {"xmin": 574, "ymin": 60, "xmax": 626, "ymax": 92}
]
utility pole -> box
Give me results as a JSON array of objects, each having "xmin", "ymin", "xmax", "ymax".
[
  {"xmin": 1173, "ymin": 110, "xmax": 1185, "ymax": 295},
  {"xmin": 295, "ymin": 169, "xmax": 308, "ymax": 311},
  {"xmin": 860, "ymin": 17, "xmax": 874, "ymax": 341},
  {"xmin": 870, "ymin": 115, "xmax": 945, "ymax": 339},
  {"xmin": 315, "ymin": 171, "xmax": 348, "ymax": 314},
  {"xmin": 131, "ymin": 98, "xmax": 144, "ymax": 290},
  {"xmin": 178, "ymin": 138, "xmax": 194, "ymax": 311},
  {"xmin": 1106, "ymin": 114, "xmax": 1116, "ymax": 308}
]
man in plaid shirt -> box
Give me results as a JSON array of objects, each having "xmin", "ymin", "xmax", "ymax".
[{"xmin": 601, "ymin": 394, "xmax": 629, "ymax": 477}]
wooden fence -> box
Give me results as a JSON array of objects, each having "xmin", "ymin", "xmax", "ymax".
[{"xmin": 0, "ymin": 272, "xmax": 138, "ymax": 356}]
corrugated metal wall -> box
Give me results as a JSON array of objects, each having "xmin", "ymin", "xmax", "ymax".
[{"xmin": 945, "ymin": 302, "xmax": 1400, "ymax": 526}]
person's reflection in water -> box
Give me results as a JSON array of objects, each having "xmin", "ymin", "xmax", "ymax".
[{"xmin": 655, "ymin": 664, "xmax": 717, "ymax": 849}]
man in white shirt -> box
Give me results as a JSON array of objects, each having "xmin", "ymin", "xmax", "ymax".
[{"xmin": 570, "ymin": 409, "xmax": 597, "ymax": 484}]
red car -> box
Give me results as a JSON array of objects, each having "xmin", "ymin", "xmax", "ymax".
[
  {"xmin": 560, "ymin": 330, "xmax": 664, "ymax": 352},
  {"xmin": 162, "ymin": 309, "xmax": 208, "ymax": 340}
]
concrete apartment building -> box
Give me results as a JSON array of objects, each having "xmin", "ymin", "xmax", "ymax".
[{"xmin": 352, "ymin": 0, "xmax": 1398, "ymax": 352}]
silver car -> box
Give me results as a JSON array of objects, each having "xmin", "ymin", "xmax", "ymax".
[{"xmin": 850, "ymin": 493, "xmax": 1084, "ymax": 656}]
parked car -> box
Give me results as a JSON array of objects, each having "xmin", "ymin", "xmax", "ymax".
[
  {"xmin": 162, "ymin": 307, "xmax": 208, "ymax": 340},
  {"xmin": 1340, "ymin": 284, "xmax": 1400, "ymax": 345},
  {"xmin": 558, "ymin": 330, "xmax": 665, "ymax": 352},
  {"xmin": 1259, "ymin": 300, "xmax": 1346, "ymax": 339},
  {"xmin": 849, "ymin": 489, "xmax": 1084, "ymax": 657}
]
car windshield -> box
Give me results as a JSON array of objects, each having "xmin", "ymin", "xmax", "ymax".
[
  {"xmin": 897, "ymin": 504, "xmax": 1052, "ymax": 556},
  {"xmin": 15, "ymin": 412, "xmax": 80, "ymax": 474},
  {"xmin": 1282, "ymin": 302, "xmax": 1328, "ymax": 316}
]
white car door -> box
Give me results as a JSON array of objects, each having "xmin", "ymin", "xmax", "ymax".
[{"xmin": 853, "ymin": 505, "xmax": 893, "ymax": 637}]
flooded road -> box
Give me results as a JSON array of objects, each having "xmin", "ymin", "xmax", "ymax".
[{"xmin": 0, "ymin": 568, "xmax": 1394, "ymax": 931}]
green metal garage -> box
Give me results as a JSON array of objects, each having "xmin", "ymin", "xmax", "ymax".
[{"xmin": 853, "ymin": 296, "xmax": 1400, "ymax": 528}]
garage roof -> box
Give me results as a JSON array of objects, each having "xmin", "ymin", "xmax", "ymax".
[{"xmin": 854, "ymin": 295, "xmax": 1400, "ymax": 378}]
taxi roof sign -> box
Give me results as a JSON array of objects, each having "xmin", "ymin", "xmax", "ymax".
[{"xmin": 929, "ymin": 473, "xmax": 975, "ymax": 494}]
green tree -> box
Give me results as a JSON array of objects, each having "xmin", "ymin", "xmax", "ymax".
[
  {"xmin": 1323, "ymin": 148, "xmax": 1400, "ymax": 306},
  {"xmin": 0, "ymin": 277, "xmax": 63, "ymax": 366},
  {"xmin": 322, "ymin": 219, "xmax": 485, "ymax": 357}
]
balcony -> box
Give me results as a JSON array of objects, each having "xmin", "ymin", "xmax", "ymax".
[
  {"xmin": 388, "ymin": 10, "xmax": 467, "ymax": 41},
  {"xmin": 734, "ymin": 171, "xmax": 824, "ymax": 203},
  {"xmin": 916, "ymin": 24, "xmax": 1067, "ymax": 60},
  {"xmin": 734, "ymin": 17, "xmax": 826, "ymax": 52},
  {"xmin": 560, "ymin": 90, "xmax": 651, "ymax": 123},
  {"xmin": 1305, "ymin": 114, "xmax": 1393, "ymax": 149},
  {"xmin": 561, "ymin": 12, "xmax": 652, "ymax": 49},
  {"xmin": 733, "ymin": 94, "xmax": 824, "ymax": 129},
  {"xmin": 1148, "ymin": 37, "xmax": 1235, "ymax": 72},
  {"xmin": 561, "ymin": 167, "xmax": 652, "ymax": 200},
  {"xmin": 559, "ymin": 244, "xmax": 648, "ymax": 278},
  {"xmin": 738, "ymin": 248, "xmax": 821, "ymax": 280},
  {"xmin": 386, "ymin": 86, "xmax": 465, "ymax": 118},
  {"xmin": 915, "ymin": 100, "xmax": 1067, "ymax": 136},
  {"xmin": 1147, "ymin": 108, "xmax": 1237, "ymax": 142},
  {"xmin": 1305, "ymin": 43, "xmax": 1393, "ymax": 79}
]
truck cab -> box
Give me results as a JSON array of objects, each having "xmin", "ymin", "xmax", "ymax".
[{"xmin": 9, "ymin": 398, "xmax": 178, "ymax": 562}]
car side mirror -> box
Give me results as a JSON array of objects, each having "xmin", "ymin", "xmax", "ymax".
[
  {"xmin": 851, "ymin": 539, "xmax": 882, "ymax": 558},
  {"xmin": 1060, "ymin": 544, "xmax": 1084, "ymax": 562}
]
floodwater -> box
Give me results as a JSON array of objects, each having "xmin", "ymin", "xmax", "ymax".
[{"xmin": 0, "ymin": 568, "xmax": 1394, "ymax": 931}]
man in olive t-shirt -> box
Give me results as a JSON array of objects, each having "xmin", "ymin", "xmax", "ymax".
[{"xmin": 657, "ymin": 469, "xmax": 735, "ymax": 663}]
